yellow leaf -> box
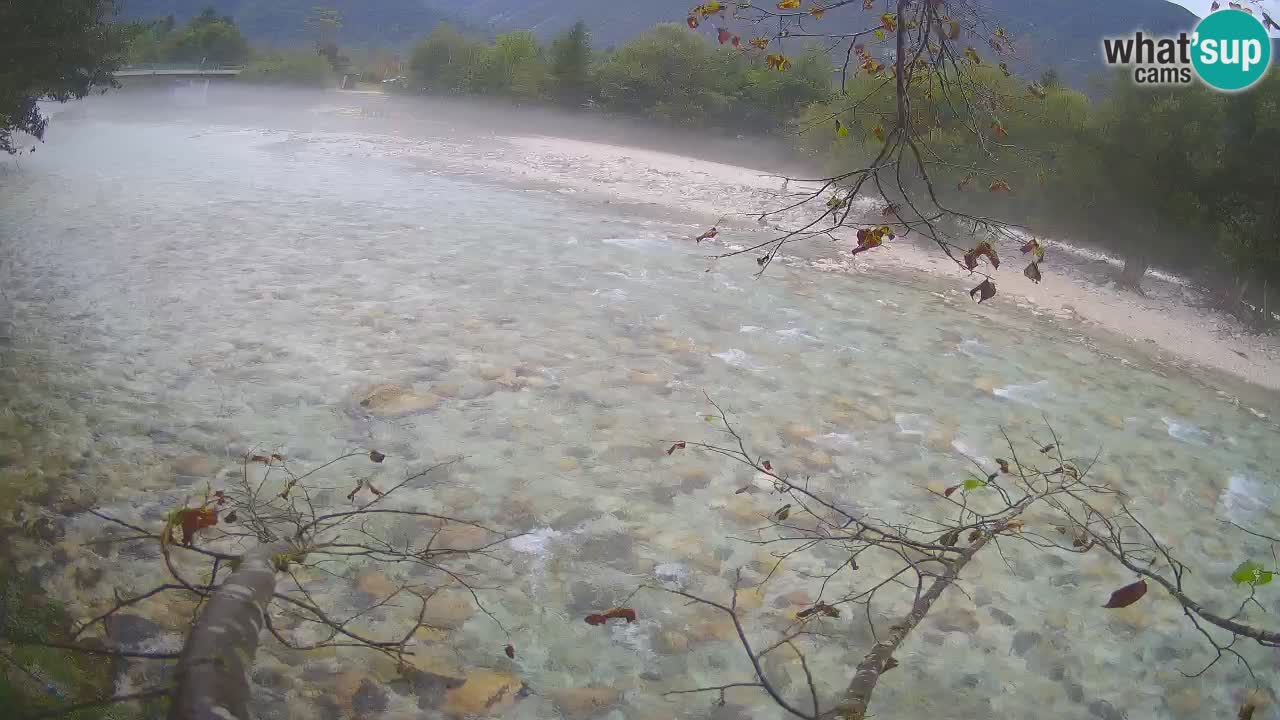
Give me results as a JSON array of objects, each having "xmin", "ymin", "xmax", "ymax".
[
  {"xmin": 874, "ymin": 28, "xmax": 886, "ymax": 40},
  {"xmin": 964, "ymin": 47, "xmax": 981, "ymax": 64},
  {"xmin": 749, "ymin": 36, "xmax": 770, "ymax": 49},
  {"xmin": 696, "ymin": 1, "xmax": 724, "ymax": 15},
  {"xmin": 777, "ymin": 0, "xmax": 801, "ymax": 9},
  {"xmin": 835, "ymin": 119, "xmax": 849, "ymax": 137},
  {"xmin": 810, "ymin": 4, "xmax": 827, "ymax": 18},
  {"xmin": 880, "ymin": 13, "xmax": 897, "ymax": 31},
  {"xmin": 766, "ymin": 54, "xmax": 791, "ymax": 71}
]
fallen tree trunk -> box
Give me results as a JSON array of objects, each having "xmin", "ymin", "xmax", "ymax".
[{"xmin": 169, "ymin": 542, "xmax": 291, "ymax": 720}]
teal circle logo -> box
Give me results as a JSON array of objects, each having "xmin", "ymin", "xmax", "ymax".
[{"xmin": 1192, "ymin": 9, "xmax": 1272, "ymax": 91}]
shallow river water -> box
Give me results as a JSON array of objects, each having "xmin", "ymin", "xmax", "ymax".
[{"xmin": 1, "ymin": 88, "xmax": 1278, "ymax": 720}]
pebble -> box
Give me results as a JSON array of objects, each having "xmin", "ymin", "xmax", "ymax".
[
  {"xmin": 781, "ymin": 422, "xmax": 818, "ymax": 444},
  {"xmin": 545, "ymin": 687, "xmax": 620, "ymax": 719},
  {"xmin": 1011, "ymin": 630, "xmax": 1041, "ymax": 656},
  {"xmin": 442, "ymin": 671, "xmax": 523, "ymax": 716},
  {"xmin": 171, "ymin": 454, "xmax": 211, "ymax": 477},
  {"xmin": 355, "ymin": 570, "xmax": 398, "ymax": 597},
  {"xmin": 654, "ymin": 562, "xmax": 690, "ymax": 590},
  {"xmin": 1088, "ymin": 699, "xmax": 1124, "ymax": 720},
  {"xmin": 356, "ymin": 384, "xmax": 439, "ymax": 417},
  {"xmin": 420, "ymin": 592, "xmax": 476, "ymax": 629},
  {"xmin": 988, "ymin": 607, "xmax": 1017, "ymax": 626},
  {"xmin": 1167, "ymin": 687, "xmax": 1201, "ymax": 715},
  {"xmin": 933, "ymin": 607, "xmax": 979, "ymax": 634}
]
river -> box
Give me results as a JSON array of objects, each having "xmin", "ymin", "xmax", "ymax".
[{"xmin": 1, "ymin": 86, "xmax": 1277, "ymax": 720}]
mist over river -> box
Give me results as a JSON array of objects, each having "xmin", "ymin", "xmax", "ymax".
[{"xmin": 1, "ymin": 87, "xmax": 1277, "ymax": 720}]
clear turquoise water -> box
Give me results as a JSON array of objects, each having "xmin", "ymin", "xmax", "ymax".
[{"xmin": 1, "ymin": 89, "xmax": 1277, "ymax": 720}]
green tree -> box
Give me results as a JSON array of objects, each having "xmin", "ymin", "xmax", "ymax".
[
  {"xmin": 1212, "ymin": 70, "xmax": 1280, "ymax": 327},
  {"xmin": 595, "ymin": 24, "xmax": 742, "ymax": 127},
  {"xmin": 1050, "ymin": 77, "xmax": 1223, "ymax": 289},
  {"xmin": 735, "ymin": 47, "xmax": 832, "ymax": 133},
  {"xmin": 305, "ymin": 7, "xmax": 348, "ymax": 73},
  {"xmin": 471, "ymin": 31, "xmax": 544, "ymax": 98},
  {"xmin": 548, "ymin": 20, "xmax": 593, "ymax": 105},
  {"xmin": 408, "ymin": 23, "xmax": 486, "ymax": 94},
  {"xmin": 0, "ymin": 0, "xmax": 122, "ymax": 155},
  {"xmin": 159, "ymin": 8, "xmax": 250, "ymax": 66}
]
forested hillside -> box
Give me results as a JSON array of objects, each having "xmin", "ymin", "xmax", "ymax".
[{"xmin": 118, "ymin": 0, "xmax": 1201, "ymax": 83}]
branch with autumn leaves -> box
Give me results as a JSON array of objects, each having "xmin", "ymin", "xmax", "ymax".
[
  {"xmin": 3, "ymin": 450, "xmax": 518, "ymax": 720},
  {"xmin": 649, "ymin": 399, "xmax": 1277, "ymax": 720},
  {"xmin": 679, "ymin": 0, "xmax": 1128, "ymax": 299}
]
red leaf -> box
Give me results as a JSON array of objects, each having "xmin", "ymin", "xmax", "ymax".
[
  {"xmin": 943, "ymin": 484, "xmax": 961, "ymax": 497},
  {"xmin": 731, "ymin": 35, "xmax": 741, "ymax": 48},
  {"xmin": 270, "ymin": 453, "xmax": 286, "ymax": 462},
  {"xmin": 762, "ymin": 460, "xmax": 773, "ymax": 471},
  {"xmin": 504, "ymin": 644, "xmax": 515, "ymax": 659},
  {"xmin": 176, "ymin": 507, "xmax": 218, "ymax": 547},
  {"xmin": 250, "ymin": 454, "xmax": 271, "ymax": 464},
  {"xmin": 687, "ymin": 15, "xmax": 699, "ymax": 29},
  {"xmin": 346, "ymin": 479, "xmax": 365, "ymax": 501},
  {"xmin": 718, "ymin": 28, "xmax": 731, "ymax": 44},
  {"xmin": 667, "ymin": 441, "xmax": 686, "ymax": 455},
  {"xmin": 695, "ymin": 227, "xmax": 718, "ymax": 243},
  {"xmin": 1102, "ymin": 579, "xmax": 1148, "ymax": 608},
  {"xmin": 586, "ymin": 607, "xmax": 637, "ymax": 626}
]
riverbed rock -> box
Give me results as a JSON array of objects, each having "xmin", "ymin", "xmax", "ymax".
[
  {"xmin": 654, "ymin": 562, "xmax": 690, "ymax": 590},
  {"xmin": 654, "ymin": 630, "xmax": 689, "ymax": 655},
  {"xmin": 773, "ymin": 590, "xmax": 812, "ymax": 609},
  {"xmin": 171, "ymin": 454, "xmax": 212, "ymax": 478},
  {"xmin": 421, "ymin": 592, "xmax": 476, "ymax": 629},
  {"xmin": 925, "ymin": 429, "xmax": 955, "ymax": 453},
  {"xmin": 804, "ymin": 449, "xmax": 833, "ymax": 470},
  {"xmin": 933, "ymin": 607, "xmax": 979, "ymax": 634},
  {"xmin": 546, "ymin": 687, "xmax": 620, "ymax": 718},
  {"xmin": 1011, "ymin": 630, "xmax": 1041, "ymax": 656},
  {"xmin": 1167, "ymin": 687, "xmax": 1201, "ymax": 715},
  {"xmin": 781, "ymin": 422, "xmax": 818, "ymax": 444},
  {"xmin": 988, "ymin": 607, "xmax": 1017, "ymax": 627},
  {"xmin": 434, "ymin": 522, "xmax": 492, "ymax": 550},
  {"xmin": 688, "ymin": 618, "xmax": 737, "ymax": 642},
  {"xmin": 355, "ymin": 570, "xmax": 398, "ymax": 597},
  {"xmin": 1088, "ymin": 699, "xmax": 1124, "ymax": 720},
  {"xmin": 442, "ymin": 671, "xmax": 523, "ymax": 716},
  {"xmin": 356, "ymin": 384, "xmax": 440, "ymax": 417},
  {"xmin": 334, "ymin": 672, "xmax": 387, "ymax": 715},
  {"xmin": 627, "ymin": 369, "xmax": 666, "ymax": 386},
  {"xmin": 105, "ymin": 613, "xmax": 163, "ymax": 649}
]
